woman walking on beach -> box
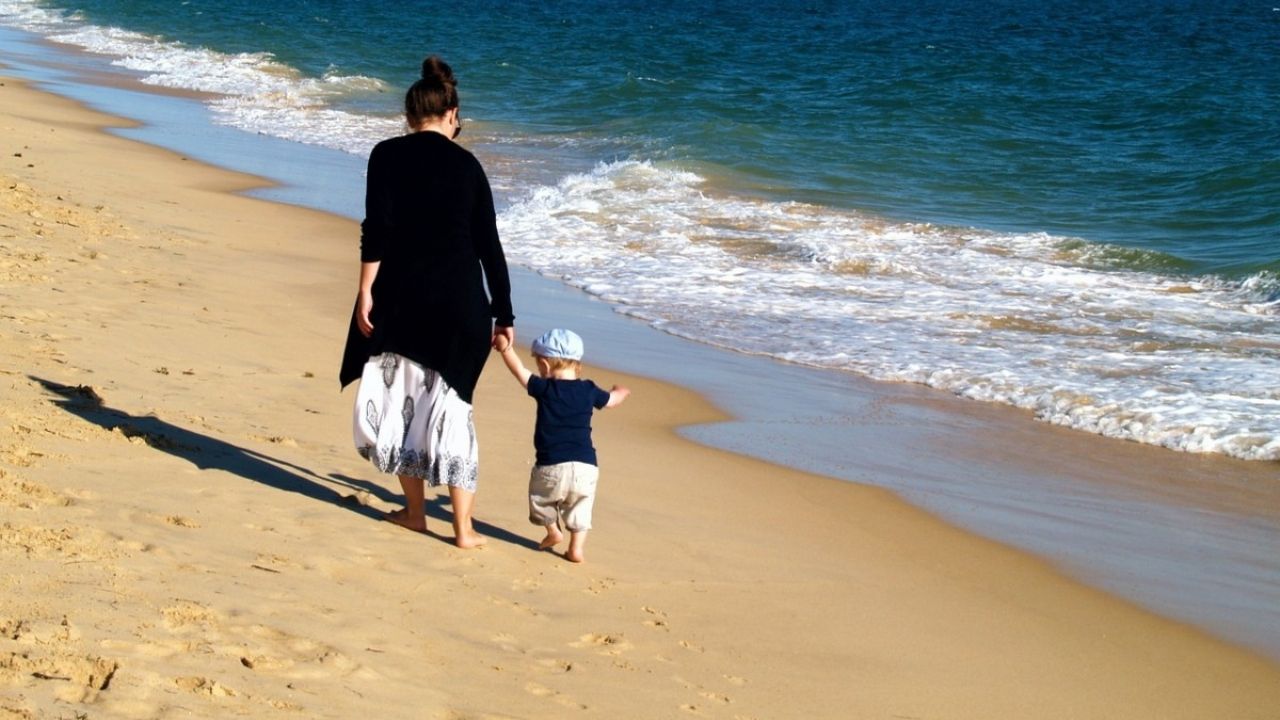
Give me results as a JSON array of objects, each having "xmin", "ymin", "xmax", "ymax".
[{"xmin": 340, "ymin": 55, "xmax": 514, "ymax": 548}]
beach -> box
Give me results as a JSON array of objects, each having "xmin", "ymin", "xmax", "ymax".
[{"xmin": 3, "ymin": 69, "xmax": 1280, "ymax": 720}]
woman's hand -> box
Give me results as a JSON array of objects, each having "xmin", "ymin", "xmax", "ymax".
[
  {"xmin": 492, "ymin": 325, "xmax": 514, "ymax": 352},
  {"xmin": 356, "ymin": 261, "xmax": 380, "ymax": 338},
  {"xmin": 357, "ymin": 291, "xmax": 375, "ymax": 338}
]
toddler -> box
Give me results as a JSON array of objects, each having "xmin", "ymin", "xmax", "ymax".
[{"xmin": 494, "ymin": 328, "xmax": 629, "ymax": 562}]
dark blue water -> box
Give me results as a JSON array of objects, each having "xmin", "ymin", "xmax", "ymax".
[{"xmin": 15, "ymin": 0, "xmax": 1280, "ymax": 273}]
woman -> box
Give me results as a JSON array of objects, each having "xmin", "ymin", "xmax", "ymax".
[{"xmin": 340, "ymin": 55, "xmax": 514, "ymax": 548}]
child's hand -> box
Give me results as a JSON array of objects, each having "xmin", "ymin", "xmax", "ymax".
[
  {"xmin": 493, "ymin": 334, "xmax": 510, "ymax": 352},
  {"xmin": 605, "ymin": 384, "xmax": 631, "ymax": 408}
]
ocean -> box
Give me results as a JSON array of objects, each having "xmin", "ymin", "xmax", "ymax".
[
  {"xmin": 2, "ymin": 0, "xmax": 1277, "ymax": 460},
  {"xmin": 2, "ymin": 0, "xmax": 1279, "ymax": 658}
]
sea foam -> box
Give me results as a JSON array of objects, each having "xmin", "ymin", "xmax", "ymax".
[{"xmin": 499, "ymin": 160, "xmax": 1280, "ymax": 461}]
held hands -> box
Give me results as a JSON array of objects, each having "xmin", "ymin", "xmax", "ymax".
[
  {"xmin": 494, "ymin": 327, "xmax": 531, "ymax": 388},
  {"xmin": 492, "ymin": 326, "xmax": 515, "ymax": 352}
]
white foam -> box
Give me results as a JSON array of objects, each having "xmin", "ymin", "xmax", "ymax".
[
  {"xmin": 0, "ymin": 2, "xmax": 397, "ymax": 157},
  {"xmin": 500, "ymin": 160, "xmax": 1280, "ymax": 461},
  {"xmin": 0, "ymin": 0, "xmax": 74, "ymax": 31}
]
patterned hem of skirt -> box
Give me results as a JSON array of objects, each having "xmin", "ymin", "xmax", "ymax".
[
  {"xmin": 353, "ymin": 353, "xmax": 479, "ymax": 493},
  {"xmin": 357, "ymin": 445, "xmax": 479, "ymax": 491}
]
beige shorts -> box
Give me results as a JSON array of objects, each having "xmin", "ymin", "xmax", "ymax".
[{"xmin": 528, "ymin": 461, "xmax": 598, "ymax": 532}]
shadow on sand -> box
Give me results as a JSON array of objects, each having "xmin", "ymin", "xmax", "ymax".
[{"xmin": 31, "ymin": 375, "xmax": 537, "ymax": 550}]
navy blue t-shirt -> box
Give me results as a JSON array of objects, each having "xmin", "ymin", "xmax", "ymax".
[{"xmin": 527, "ymin": 376, "xmax": 611, "ymax": 466}]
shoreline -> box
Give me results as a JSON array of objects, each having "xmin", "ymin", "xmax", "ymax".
[{"xmin": 2, "ymin": 62, "xmax": 1280, "ymax": 720}]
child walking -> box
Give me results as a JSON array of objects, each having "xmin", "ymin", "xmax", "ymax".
[{"xmin": 493, "ymin": 328, "xmax": 629, "ymax": 562}]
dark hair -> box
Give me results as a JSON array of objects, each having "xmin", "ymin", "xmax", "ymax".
[{"xmin": 405, "ymin": 55, "xmax": 458, "ymax": 128}]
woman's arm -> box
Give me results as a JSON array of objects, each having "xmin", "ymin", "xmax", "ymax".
[
  {"xmin": 471, "ymin": 164, "xmax": 515, "ymax": 329},
  {"xmin": 356, "ymin": 141, "xmax": 393, "ymax": 338},
  {"xmin": 356, "ymin": 260, "xmax": 380, "ymax": 337}
]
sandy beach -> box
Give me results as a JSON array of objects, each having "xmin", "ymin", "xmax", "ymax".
[{"xmin": 2, "ymin": 71, "xmax": 1280, "ymax": 720}]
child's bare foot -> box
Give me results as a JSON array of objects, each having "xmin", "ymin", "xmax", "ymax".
[
  {"xmin": 538, "ymin": 526, "xmax": 564, "ymax": 550},
  {"xmin": 565, "ymin": 530, "xmax": 587, "ymax": 563},
  {"xmin": 383, "ymin": 508, "xmax": 427, "ymax": 533}
]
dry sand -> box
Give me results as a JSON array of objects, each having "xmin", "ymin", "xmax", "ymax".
[{"xmin": 2, "ymin": 73, "xmax": 1279, "ymax": 719}]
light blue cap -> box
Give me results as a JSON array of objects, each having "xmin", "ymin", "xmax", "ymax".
[{"xmin": 531, "ymin": 328, "xmax": 584, "ymax": 361}]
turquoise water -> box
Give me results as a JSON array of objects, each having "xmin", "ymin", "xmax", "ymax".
[{"xmin": 3, "ymin": 0, "xmax": 1279, "ymax": 460}]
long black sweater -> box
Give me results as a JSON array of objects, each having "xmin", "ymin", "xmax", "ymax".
[{"xmin": 339, "ymin": 131, "xmax": 514, "ymax": 402}]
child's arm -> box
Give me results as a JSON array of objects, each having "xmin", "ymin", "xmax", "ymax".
[
  {"xmin": 604, "ymin": 384, "xmax": 630, "ymax": 408},
  {"xmin": 493, "ymin": 335, "xmax": 533, "ymax": 388}
]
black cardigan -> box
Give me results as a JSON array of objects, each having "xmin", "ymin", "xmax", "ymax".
[{"xmin": 339, "ymin": 131, "xmax": 514, "ymax": 402}]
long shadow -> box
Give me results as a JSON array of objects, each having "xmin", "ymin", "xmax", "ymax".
[{"xmin": 32, "ymin": 376, "xmax": 537, "ymax": 550}]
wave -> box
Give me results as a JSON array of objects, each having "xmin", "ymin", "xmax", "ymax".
[
  {"xmin": 0, "ymin": 1, "xmax": 400, "ymax": 156},
  {"xmin": 499, "ymin": 160, "xmax": 1280, "ymax": 461}
]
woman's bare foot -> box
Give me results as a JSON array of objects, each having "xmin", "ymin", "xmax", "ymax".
[
  {"xmin": 538, "ymin": 526, "xmax": 564, "ymax": 550},
  {"xmin": 383, "ymin": 508, "xmax": 427, "ymax": 533},
  {"xmin": 447, "ymin": 486, "xmax": 485, "ymax": 549},
  {"xmin": 454, "ymin": 530, "xmax": 488, "ymax": 549}
]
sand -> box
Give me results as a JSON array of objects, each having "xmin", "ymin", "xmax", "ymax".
[{"xmin": 2, "ymin": 73, "xmax": 1279, "ymax": 720}]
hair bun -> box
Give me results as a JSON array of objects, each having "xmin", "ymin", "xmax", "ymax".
[
  {"xmin": 405, "ymin": 55, "xmax": 460, "ymax": 127},
  {"xmin": 421, "ymin": 55, "xmax": 456, "ymax": 86}
]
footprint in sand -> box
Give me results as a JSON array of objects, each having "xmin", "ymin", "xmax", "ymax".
[
  {"xmin": 584, "ymin": 577, "xmax": 616, "ymax": 595},
  {"xmin": 641, "ymin": 605, "xmax": 670, "ymax": 631},
  {"xmin": 511, "ymin": 576, "xmax": 541, "ymax": 592},
  {"xmin": 0, "ymin": 473, "xmax": 71, "ymax": 509},
  {"xmin": 163, "ymin": 515, "xmax": 200, "ymax": 528},
  {"xmin": 249, "ymin": 433, "xmax": 299, "ymax": 448},
  {"xmin": 160, "ymin": 600, "xmax": 220, "ymax": 630},
  {"xmin": 240, "ymin": 625, "xmax": 375, "ymax": 682},
  {"xmin": 488, "ymin": 594, "xmax": 540, "ymax": 617},
  {"xmin": 524, "ymin": 682, "xmax": 587, "ymax": 711},
  {"xmin": 537, "ymin": 658, "xmax": 574, "ymax": 673},
  {"xmin": 490, "ymin": 632, "xmax": 523, "ymax": 653},
  {"xmin": 0, "ymin": 522, "xmax": 117, "ymax": 561},
  {"xmin": 0, "ymin": 650, "xmax": 118, "ymax": 704},
  {"xmin": 0, "ymin": 445, "xmax": 45, "ymax": 468},
  {"xmin": 700, "ymin": 691, "xmax": 732, "ymax": 705},
  {"xmin": 251, "ymin": 552, "xmax": 301, "ymax": 573},
  {"xmin": 672, "ymin": 675, "xmax": 736, "ymax": 712},
  {"xmin": 239, "ymin": 653, "xmax": 295, "ymax": 673},
  {"xmin": 5, "ymin": 616, "xmax": 81, "ymax": 646},
  {"xmin": 175, "ymin": 675, "xmax": 237, "ymax": 697},
  {"xmin": 571, "ymin": 633, "xmax": 633, "ymax": 657}
]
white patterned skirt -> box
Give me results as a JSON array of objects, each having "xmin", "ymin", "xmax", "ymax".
[{"xmin": 353, "ymin": 353, "xmax": 479, "ymax": 492}]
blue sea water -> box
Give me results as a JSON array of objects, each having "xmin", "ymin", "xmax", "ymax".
[{"xmin": 3, "ymin": 0, "xmax": 1278, "ymax": 459}]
